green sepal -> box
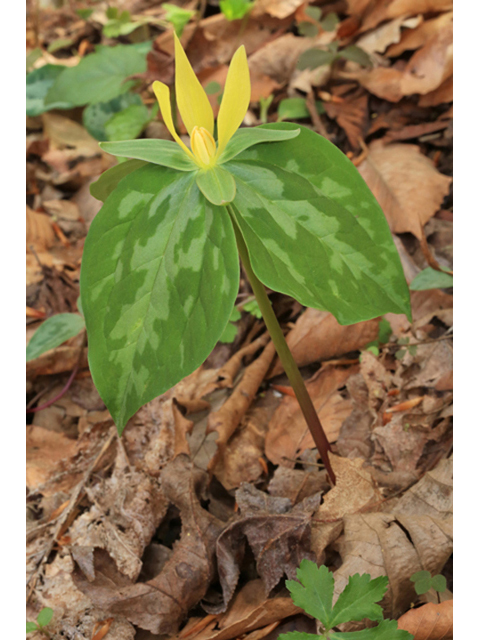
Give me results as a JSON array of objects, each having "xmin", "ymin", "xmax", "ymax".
[
  {"xmin": 80, "ymin": 164, "xmax": 239, "ymax": 433},
  {"xmin": 227, "ymin": 123, "xmax": 412, "ymax": 325},
  {"xmin": 99, "ymin": 139, "xmax": 197, "ymax": 171},
  {"xmin": 90, "ymin": 159, "xmax": 148, "ymax": 202},
  {"xmin": 218, "ymin": 126, "xmax": 301, "ymax": 164},
  {"xmin": 196, "ymin": 165, "xmax": 236, "ymax": 205}
]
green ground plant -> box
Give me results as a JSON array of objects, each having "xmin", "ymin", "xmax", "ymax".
[
  {"xmin": 279, "ymin": 560, "xmax": 413, "ymax": 640},
  {"xmin": 26, "ymin": 607, "xmax": 53, "ymax": 636}
]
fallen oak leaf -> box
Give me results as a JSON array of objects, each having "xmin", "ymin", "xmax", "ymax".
[{"xmin": 397, "ymin": 599, "xmax": 453, "ymax": 639}]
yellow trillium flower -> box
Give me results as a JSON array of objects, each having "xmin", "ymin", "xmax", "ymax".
[{"xmin": 152, "ymin": 33, "xmax": 251, "ymax": 170}]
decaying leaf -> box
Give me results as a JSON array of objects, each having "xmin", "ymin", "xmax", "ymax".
[
  {"xmin": 333, "ymin": 457, "xmax": 452, "ymax": 627},
  {"xmin": 397, "ymin": 599, "xmax": 453, "ymax": 639},
  {"xmin": 357, "ymin": 142, "xmax": 452, "ymax": 238},
  {"xmin": 214, "ymin": 484, "xmax": 321, "ymax": 612},
  {"xmin": 266, "ymin": 366, "xmax": 356, "ymax": 466},
  {"xmin": 73, "ymin": 456, "xmax": 224, "ymax": 634}
]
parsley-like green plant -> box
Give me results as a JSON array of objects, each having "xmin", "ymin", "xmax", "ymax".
[
  {"xmin": 80, "ymin": 33, "xmax": 411, "ymax": 484},
  {"xmin": 280, "ymin": 560, "xmax": 413, "ymax": 640}
]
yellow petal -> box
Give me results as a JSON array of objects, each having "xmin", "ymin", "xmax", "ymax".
[
  {"xmin": 174, "ymin": 33, "xmax": 214, "ymax": 136},
  {"xmin": 152, "ymin": 80, "xmax": 194, "ymax": 159},
  {"xmin": 191, "ymin": 126, "xmax": 216, "ymax": 168},
  {"xmin": 216, "ymin": 45, "xmax": 251, "ymax": 157}
]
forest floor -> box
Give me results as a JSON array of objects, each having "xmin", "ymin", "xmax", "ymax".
[{"xmin": 26, "ymin": 1, "xmax": 453, "ymax": 639}]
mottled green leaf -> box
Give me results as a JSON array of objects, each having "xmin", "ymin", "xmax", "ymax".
[
  {"xmin": 410, "ymin": 267, "xmax": 453, "ymax": 290},
  {"xmin": 26, "ymin": 314, "xmax": 85, "ymax": 361},
  {"xmin": 226, "ymin": 123, "xmax": 411, "ymax": 325},
  {"xmin": 334, "ymin": 619, "xmax": 413, "ymax": 639},
  {"xmin": 196, "ymin": 166, "xmax": 236, "ymax": 205},
  {"xmin": 330, "ymin": 574, "xmax": 388, "ymax": 627},
  {"xmin": 83, "ymin": 93, "xmax": 143, "ymax": 141},
  {"xmin": 90, "ymin": 159, "xmax": 148, "ymax": 202},
  {"xmin": 36, "ymin": 608, "xmax": 53, "ymax": 627},
  {"xmin": 45, "ymin": 44, "xmax": 147, "ymax": 107},
  {"xmin": 26, "ymin": 64, "xmax": 74, "ymax": 116},
  {"xmin": 285, "ymin": 560, "xmax": 334, "ymax": 627},
  {"xmin": 100, "ymin": 138, "xmax": 197, "ymax": 171},
  {"xmin": 218, "ymin": 126, "xmax": 300, "ymax": 164},
  {"xmin": 80, "ymin": 165, "xmax": 239, "ymax": 433}
]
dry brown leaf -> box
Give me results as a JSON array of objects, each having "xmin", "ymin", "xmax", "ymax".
[
  {"xmin": 27, "ymin": 206, "xmax": 56, "ymax": 251},
  {"xmin": 397, "ymin": 599, "xmax": 453, "ymax": 639},
  {"xmin": 73, "ymin": 456, "xmax": 224, "ymax": 635},
  {"xmin": 26, "ymin": 425, "xmax": 77, "ymax": 491},
  {"xmin": 336, "ymin": 373, "xmax": 375, "ymax": 460},
  {"xmin": 214, "ymin": 484, "xmax": 320, "ymax": 612},
  {"xmin": 311, "ymin": 455, "xmax": 377, "ymax": 561},
  {"xmin": 265, "ymin": 366, "xmax": 356, "ymax": 466},
  {"xmin": 332, "ymin": 457, "xmax": 452, "ymax": 627},
  {"xmin": 418, "ymin": 75, "xmax": 453, "ymax": 106},
  {"xmin": 357, "ymin": 142, "xmax": 452, "ymax": 238},
  {"xmin": 269, "ymin": 309, "xmax": 379, "ymax": 377},
  {"xmin": 360, "ymin": 0, "xmax": 453, "ymax": 33},
  {"xmin": 177, "ymin": 580, "xmax": 302, "ymax": 640},
  {"xmin": 324, "ymin": 90, "xmax": 369, "ymax": 149},
  {"xmin": 42, "ymin": 112, "xmax": 100, "ymax": 151},
  {"xmin": 356, "ymin": 15, "xmax": 423, "ymax": 55},
  {"xmin": 387, "ymin": 11, "xmax": 453, "ymax": 57},
  {"xmin": 268, "ymin": 465, "xmax": 329, "ymax": 505},
  {"xmin": 252, "ymin": 0, "xmax": 305, "ymax": 19}
]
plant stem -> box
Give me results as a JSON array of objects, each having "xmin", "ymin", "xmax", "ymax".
[{"xmin": 227, "ymin": 206, "xmax": 336, "ymax": 485}]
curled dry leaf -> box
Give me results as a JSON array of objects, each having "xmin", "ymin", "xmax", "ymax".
[
  {"xmin": 356, "ymin": 15, "xmax": 423, "ymax": 55},
  {"xmin": 387, "ymin": 11, "xmax": 453, "ymax": 57},
  {"xmin": 26, "ymin": 425, "xmax": 77, "ymax": 493},
  {"xmin": 269, "ymin": 308, "xmax": 378, "ymax": 377},
  {"xmin": 265, "ymin": 366, "xmax": 356, "ymax": 466},
  {"xmin": 208, "ymin": 341, "xmax": 276, "ymax": 477},
  {"xmin": 27, "ymin": 205, "xmax": 56, "ymax": 251},
  {"xmin": 352, "ymin": 22, "xmax": 452, "ymax": 102},
  {"xmin": 333, "ymin": 457, "xmax": 452, "ymax": 627},
  {"xmin": 252, "ymin": 0, "xmax": 305, "ymax": 20},
  {"xmin": 359, "ymin": 0, "xmax": 453, "ymax": 33},
  {"xmin": 418, "ymin": 75, "xmax": 453, "ymax": 106},
  {"xmin": 73, "ymin": 456, "xmax": 224, "ymax": 635},
  {"xmin": 323, "ymin": 89, "xmax": 369, "ymax": 150},
  {"xmin": 214, "ymin": 484, "xmax": 320, "ymax": 613},
  {"xmin": 69, "ymin": 442, "xmax": 168, "ymax": 580},
  {"xmin": 357, "ymin": 142, "xmax": 452, "ymax": 239},
  {"xmin": 268, "ymin": 465, "xmax": 329, "ymax": 505},
  {"xmin": 397, "ymin": 599, "xmax": 453, "ymax": 639}
]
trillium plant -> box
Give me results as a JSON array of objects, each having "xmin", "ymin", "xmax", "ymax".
[{"xmin": 81, "ymin": 34, "xmax": 411, "ymax": 484}]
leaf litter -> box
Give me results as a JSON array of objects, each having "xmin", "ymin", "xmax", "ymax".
[{"xmin": 26, "ymin": 1, "xmax": 453, "ymax": 638}]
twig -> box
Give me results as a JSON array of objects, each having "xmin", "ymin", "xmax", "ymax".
[
  {"xmin": 306, "ymin": 91, "xmax": 331, "ymax": 140},
  {"xmin": 26, "ymin": 429, "xmax": 117, "ymax": 601}
]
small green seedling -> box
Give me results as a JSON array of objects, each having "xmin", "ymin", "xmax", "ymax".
[
  {"xmin": 362, "ymin": 318, "xmax": 392, "ymax": 358},
  {"xmin": 280, "ymin": 560, "xmax": 413, "ymax": 639},
  {"xmin": 395, "ymin": 337, "xmax": 417, "ymax": 360},
  {"xmin": 219, "ymin": 0, "xmax": 254, "ymax": 21},
  {"xmin": 26, "ymin": 607, "xmax": 53, "ymax": 635},
  {"xmin": 410, "ymin": 570, "xmax": 447, "ymax": 596},
  {"xmin": 297, "ymin": 6, "xmax": 339, "ymax": 37},
  {"xmin": 162, "ymin": 3, "xmax": 195, "ymax": 37}
]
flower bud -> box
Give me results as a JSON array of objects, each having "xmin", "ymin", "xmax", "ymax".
[{"xmin": 191, "ymin": 126, "xmax": 217, "ymax": 168}]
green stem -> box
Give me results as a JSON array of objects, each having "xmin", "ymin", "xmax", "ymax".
[{"xmin": 227, "ymin": 206, "xmax": 336, "ymax": 485}]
